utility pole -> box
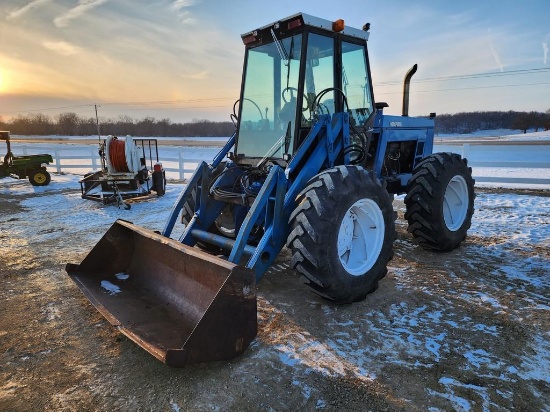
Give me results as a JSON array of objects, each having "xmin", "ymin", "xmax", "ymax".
[{"xmin": 94, "ymin": 104, "xmax": 101, "ymax": 142}]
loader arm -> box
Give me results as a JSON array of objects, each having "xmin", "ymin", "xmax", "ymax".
[
  {"xmin": 65, "ymin": 111, "xmax": 351, "ymax": 367},
  {"xmin": 171, "ymin": 112, "xmax": 350, "ymax": 281},
  {"xmin": 163, "ymin": 133, "xmax": 236, "ymax": 237}
]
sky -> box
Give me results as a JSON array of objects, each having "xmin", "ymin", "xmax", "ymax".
[{"xmin": 0, "ymin": 0, "xmax": 549, "ymax": 124}]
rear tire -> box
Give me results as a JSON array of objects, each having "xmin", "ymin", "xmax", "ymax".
[
  {"xmin": 287, "ymin": 166, "xmax": 396, "ymax": 303},
  {"xmin": 29, "ymin": 169, "xmax": 51, "ymax": 186},
  {"xmin": 405, "ymin": 152, "xmax": 475, "ymax": 251},
  {"xmin": 152, "ymin": 170, "xmax": 166, "ymax": 196}
]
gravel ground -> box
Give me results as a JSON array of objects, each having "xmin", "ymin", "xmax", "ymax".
[{"xmin": 0, "ymin": 176, "xmax": 548, "ymax": 411}]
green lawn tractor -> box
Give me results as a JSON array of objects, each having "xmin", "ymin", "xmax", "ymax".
[{"xmin": 0, "ymin": 131, "xmax": 53, "ymax": 186}]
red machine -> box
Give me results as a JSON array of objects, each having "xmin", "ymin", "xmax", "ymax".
[{"xmin": 80, "ymin": 136, "xmax": 166, "ymax": 209}]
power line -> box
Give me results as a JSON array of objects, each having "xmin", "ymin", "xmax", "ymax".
[
  {"xmin": 375, "ymin": 67, "xmax": 550, "ymax": 86},
  {"xmin": 376, "ymin": 82, "xmax": 550, "ymax": 95},
  {"xmin": 99, "ymin": 97, "xmax": 235, "ymax": 107},
  {"xmin": 3, "ymin": 67, "xmax": 549, "ymax": 115},
  {"xmin": 1, "ymin": 98, "xmax": 236, "ymax": 115},
  {"xmin": 2, "ymin": 103, "xmax": 95, "ymax": 114},
  {"xmin": 98, "ymin": 105, "xmax": 230, "ymax": 112}
]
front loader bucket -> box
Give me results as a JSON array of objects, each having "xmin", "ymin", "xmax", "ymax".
[{"xmin": 65, "ymin": 219, "xmax": 257, "ymax": 367}]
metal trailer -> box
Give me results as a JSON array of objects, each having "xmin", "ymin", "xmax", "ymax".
[{"xmin": 79, "ymin": 137, "xmax": 166, "ymax": 209}]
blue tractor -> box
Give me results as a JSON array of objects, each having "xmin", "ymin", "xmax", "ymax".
[{"xmin": 66, "ymin": 13, "xmax": 475, "ymax": 366}]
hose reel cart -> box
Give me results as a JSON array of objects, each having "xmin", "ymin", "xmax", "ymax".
[{"xmin": 80, "ymin": 136, "xmax": 166, "ymax": 209}]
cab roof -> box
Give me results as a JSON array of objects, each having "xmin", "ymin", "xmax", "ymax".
[{"xmin": 241, "ymin": 12, "xmax": 370, "ymax": 44}]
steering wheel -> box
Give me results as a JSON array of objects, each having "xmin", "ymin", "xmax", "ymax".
[
  {"xmin": 282, "ymin": 87, "xmax": 310, "ymax": 112},
  {"xmin": 233, "ymin": 98, "xmax": 264, "ymax": 121},
  {"xmin": 282, "ymin": 87, "xmax": 298, "ymax": 104}
]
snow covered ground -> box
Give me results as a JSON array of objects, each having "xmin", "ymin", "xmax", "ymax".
[
  {"xmin": 9, "ymin": 131, "xmax": 550, "ymax": 190},
  {"xmin": 2, "ymin": 131, "xmax": 549, "ymax": 410},
  {"xmin": 0, "ymin": 173, "xmax": 548, "ymax": 410}
]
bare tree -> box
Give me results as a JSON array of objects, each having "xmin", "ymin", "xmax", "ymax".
[{"xmin": 56, "ymin": 112, "xmax": 80, "ymax": 135}]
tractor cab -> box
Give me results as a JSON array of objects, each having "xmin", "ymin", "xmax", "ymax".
[{"xmin": 234, "ymin": 13, "xmax": 374, "ymax": 165}]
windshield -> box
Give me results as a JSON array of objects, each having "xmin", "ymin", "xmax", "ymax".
[
  {"xmin": 342, "ymin": 41, "xmax": 373, "ymax": 127},
  {"xmin": 301, "ymin": 33, "xmax": 334, "ymax": 126},
  {"xmin": 236, "ymin": 34, "xmax": 302, "ymax": 159}
]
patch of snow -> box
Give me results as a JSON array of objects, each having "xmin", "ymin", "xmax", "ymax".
[
  {"xmin": 471, "ymin": 192, "xmax": 550, "ymax": 247},
  {"xmin": 518, "ymin": 333, "xmax": 550, "ymax": 384},
  {"xmin": 463, "ymin": 348, "xmax": 501, "ymax": 369},
  {"xmin": 472, "ymin": 324, "xmax": 498, "ymax": 336},
  {"xmin": 277, "ymin": 352, "xmax": 300, "ymax": 367},
  {"xmin": 0, "ymin": 174, "xmax": 80, "ymax": 196},
  {"xmin": 428, "ymin": 376, "xmax": 500, "ymax": 412},
  {"xmin": 100, "ymin": 281, "xmax": 121, "ymax": 295},
  {"xmin": 292, "ymin": 379, "xmax": 312, "ymax": 400}
]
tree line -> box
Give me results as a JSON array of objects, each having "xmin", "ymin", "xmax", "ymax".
[
  {"xmin": 0, "ymin": 113, "xmax": 235, "ymax": 137},
  {"xmin": 434, "ymin": 110, "xmax": 550, "ymax": 134},
  {"xmin": 1, "ymin": 109, "xmax": 549, "ymax": 137}
]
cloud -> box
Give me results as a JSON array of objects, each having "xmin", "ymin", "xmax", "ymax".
[
  {"xmin": 171, "ymin": 0, "xmax": 197, "ymax": 24},
  {"xmin": 181, "ymin": 70, "xmax": 209, "ymax": 80},
  {"xmin": 54, "ymin": 0, "xmax": 109, "ymax": 28},
  {"xmin": 6, "ymin": 0, "xmax": 53, "ymax": 21},
  {"xmin": 488, "ymin": 29, "xmax": 503, "ymax": 72},
  {"xmin": 171, "ymin": 0, "xmax": 196, "ymax": 11},
  {"xmin": 42, "ymin": 41, "xmax": 83, "ymax": 56},
  {"xmin": 489, "ymin": 39, "xmax": 503, "ymax": 72}
]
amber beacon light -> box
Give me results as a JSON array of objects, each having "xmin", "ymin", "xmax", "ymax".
[{"xmin": 332, "ymin": 19, "xmax": 345, "ymax": 32}]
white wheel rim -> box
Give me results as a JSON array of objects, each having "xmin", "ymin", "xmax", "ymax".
[
  {"xmin": 443, "ymin": 175, "xmax": 469, "ymax": 231},
  {"xmin": 215, "ymin": 204, "xmax": 236, "ymax": 237},
  {"xmin": 337, "ymin": 198, "xmax": 385, "ymax": 276}
]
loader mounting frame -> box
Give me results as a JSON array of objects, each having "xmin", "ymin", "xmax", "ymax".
[{"xmin": 164, "ymin": 112, "xmax": 350, "ymax": 282}]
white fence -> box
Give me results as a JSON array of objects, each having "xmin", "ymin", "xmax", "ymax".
[
  {"xmin": 11, "ymin": 141, "xmax": 550, "ymax": 187},
  {"xmin": 437, "ymin": 141, "xmax": 550, "ymax": 186},
  {"xmin": 14, "ymin": 143, "xmax": 208, "ymax": 180}
]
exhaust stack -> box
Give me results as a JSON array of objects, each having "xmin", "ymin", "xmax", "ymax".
[{"xmin": 402, "ymin": 64, "xmax": 418, "ymax": 117}]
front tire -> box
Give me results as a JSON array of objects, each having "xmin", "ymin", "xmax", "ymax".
[
  {"xmin": 404, "ymin": 152, "xmax": 475, "ymax": 251},
  {"xmin": 287, "ymin": 166, "xmax": 396, "ymax": 303},
  {"xmin": 29, "ymin": 169, "xmax": 51, "ymax": 186}
]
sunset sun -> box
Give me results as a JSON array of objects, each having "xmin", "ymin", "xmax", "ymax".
[{"xmin": 0, "ymin": 69, "xmax": 13, "ymax": 94}]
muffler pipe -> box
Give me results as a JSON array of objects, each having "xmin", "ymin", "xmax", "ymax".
[{"xmin": 402, "ymin": 64, "xmax": 418, "ymax": 117}]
